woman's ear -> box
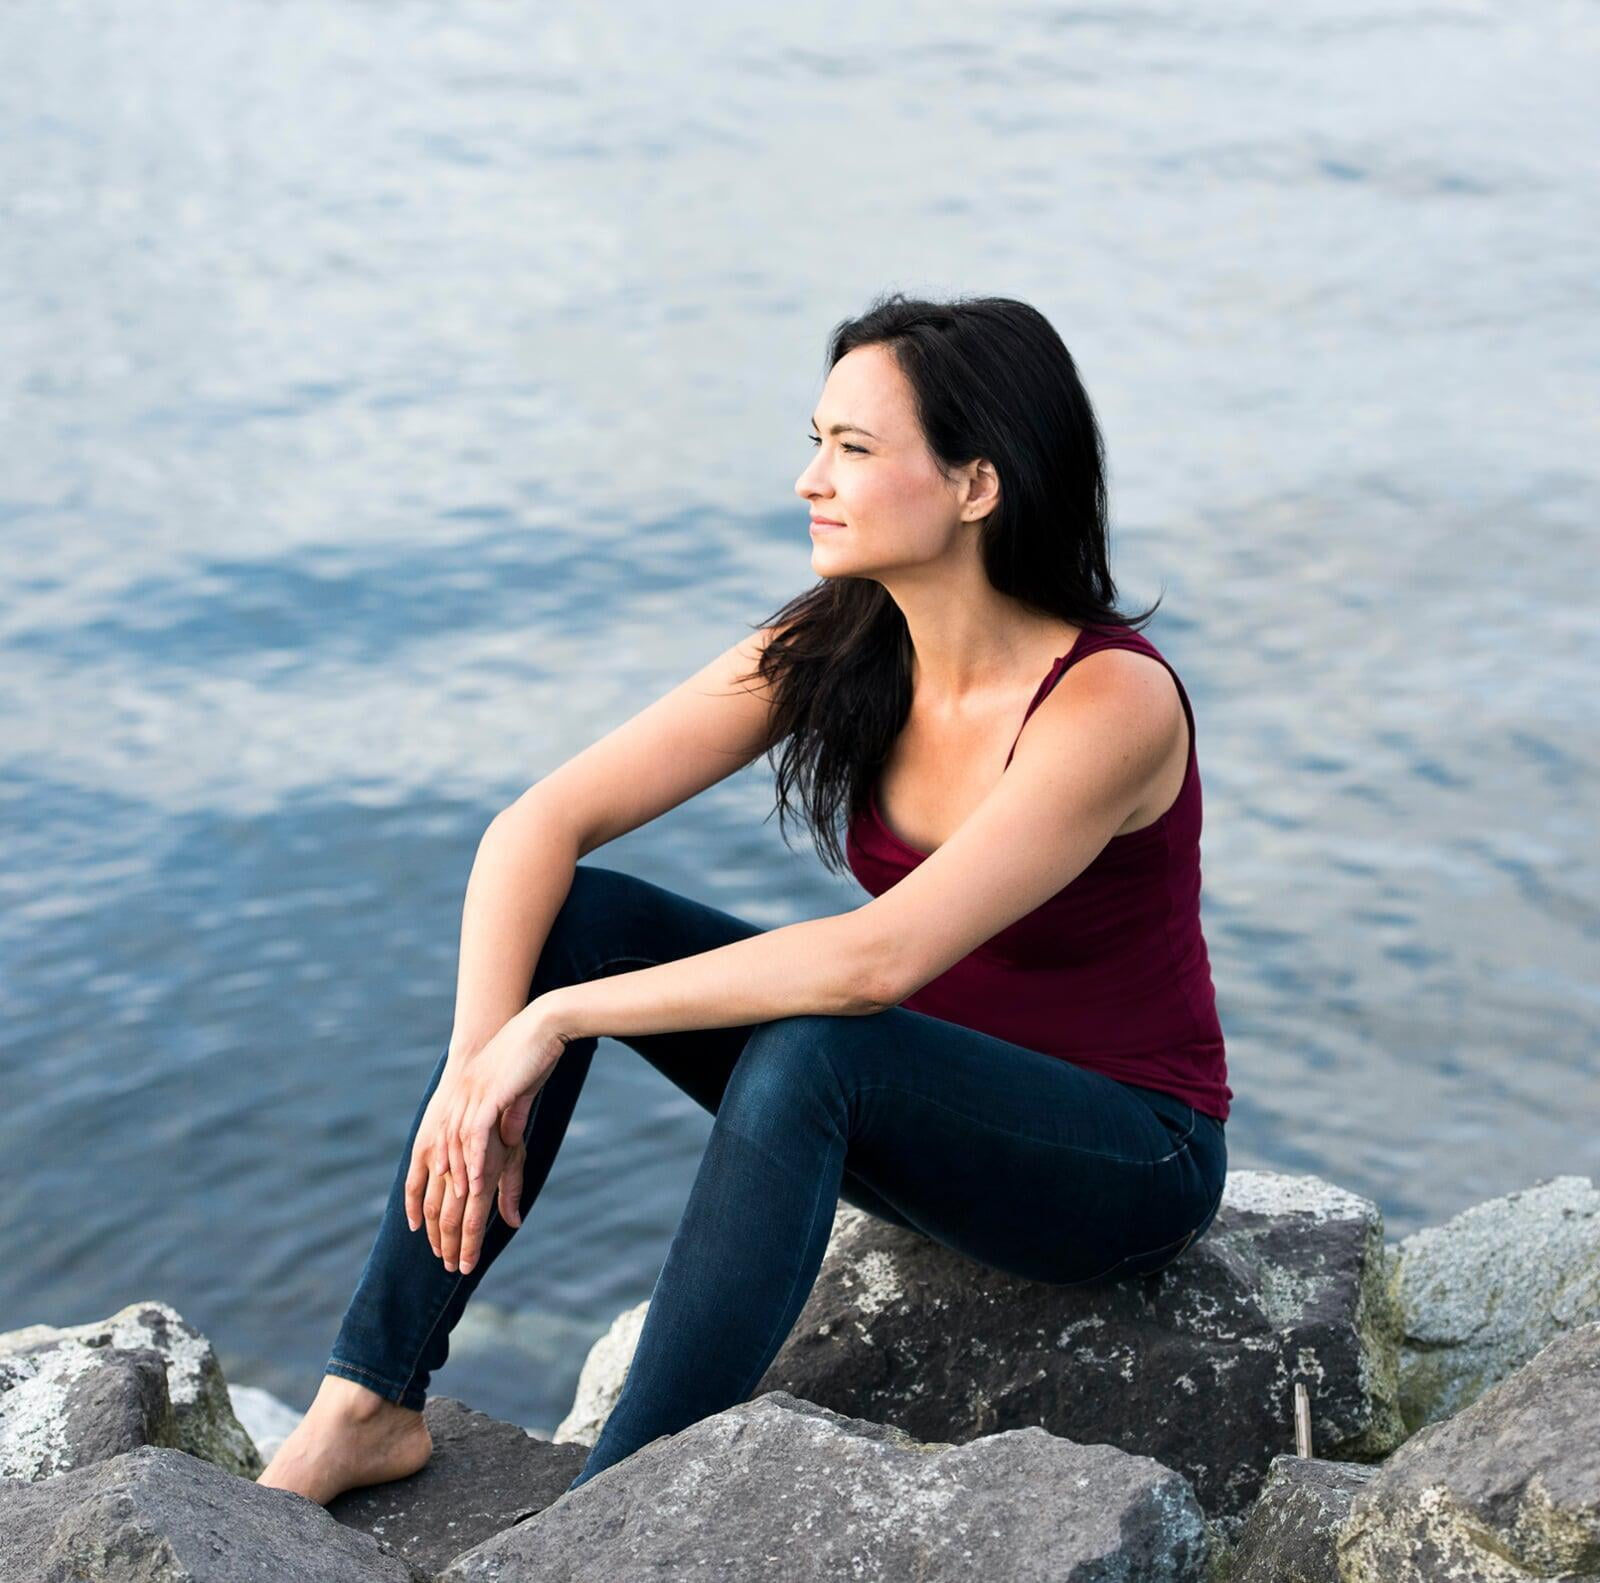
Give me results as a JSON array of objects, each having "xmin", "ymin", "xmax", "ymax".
[{"xmin": 962, "ymin": 457, "xmax": 1001, "ymax": 524}]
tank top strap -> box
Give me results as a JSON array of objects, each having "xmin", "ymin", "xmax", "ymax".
[{"xmin": 1003, "ymin": 624, "xmax": 1149, "ymax": 768}]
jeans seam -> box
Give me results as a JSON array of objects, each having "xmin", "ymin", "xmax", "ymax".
[
  {"xmin": 851, "ymin": 1083, "xmax": 1191, "ymax": 1166},
  {"xmin": 326, "ymin": 1358, "xmax": 419, "ymax": 1403},
  {"xmin": 1092, "ymin": 1177, "xmax": 1227, "ymax": 1284},
  {"xmin": 326, "ymin": 1358, "xmax": 403, "ymax": 1389},
  {"xmin": 396, "ymin": 1261, "xmax": 471, "ymax": 1406},
  {"xmin": 728, "ymin": 1139, "xmax": 834, "ymax": 1409},
  {"xmin": 1060, "ymin": 1222, "xmax": 1197, "ymax": 1287}
]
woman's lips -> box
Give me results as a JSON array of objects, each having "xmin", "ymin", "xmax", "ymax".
[{"xmin": 809, "ymin": 518, "xmax": 846, "ymax": 532}]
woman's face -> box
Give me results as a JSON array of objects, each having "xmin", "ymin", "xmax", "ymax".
[{"xmin": 794, "ymin": 343, "xmax": 993, "ymax": 579}]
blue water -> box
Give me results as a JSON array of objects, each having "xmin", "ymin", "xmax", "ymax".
[{"xmin": 3, "ymin": 1, "xmax": 1596, "ymax": 1437}]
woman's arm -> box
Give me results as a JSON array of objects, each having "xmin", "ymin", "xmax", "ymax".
[
  {"xmin": 536, "ymin": 907, "xmax": 893, "ymax": 1046},
  {"xmin": 447, "ymin": 625, "xmax": 788, "ymax": 1061},
  {"xmin": 447, "ymin": 799, "xmax": 583, "ymax": 1062}
]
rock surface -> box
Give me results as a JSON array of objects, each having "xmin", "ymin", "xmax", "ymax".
[
  {"xmin": 0, "ymin": 1443, "xmax": 426, "ymax": 1582},
  {"xmin": 1338, "ymin": 1319, "xmax": 1600, "ymax": 1581},
  {"xmin": 749, "ymin": 1168, "xmax": 1406, "ymax": 1517},
  {"xmin": 441, "ymin": 1389, "xmax": 1214, "ymax": 1582},
  {"xmin": 329, "ymin": 1396, "xmax": 589, "ymax": 1576},
  {"xmin": 1222, "ymin": 1453, "xmax": 1379, "ymax": 1582},
  {"xmin": 558, "ymin": 1171, "xmax": 1406, "ymax": 1518},
  {"xmin": 1392, "ymin": 1174, "xmax": 1600, "ymax": 1433},
  {"xmin": 0, "ymin": 1301, "xmax": 261, "ymax": 1480},
  {"xmin": 0, "ymin": 1340, "xmax": 176, "ymax": 1479},
  {"xmin": 8, "ymin": 1175, "xmax": 1594, "ymax": 1579}
]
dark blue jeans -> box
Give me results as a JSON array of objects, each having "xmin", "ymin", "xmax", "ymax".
[{"xmin": 326, "ymin": 863, "xmax": 1226, "ymax": 1491}]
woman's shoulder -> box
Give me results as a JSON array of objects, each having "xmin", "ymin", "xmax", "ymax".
[
  {"xmin": 1043, "ymin": 625, "xmax": 1196, "ymax": 771},
  {"xmin": 1070, "ymin": 621, "xmax": 1164, "ymax": 661}
]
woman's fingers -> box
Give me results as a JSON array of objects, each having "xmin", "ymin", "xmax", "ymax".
[
  {"xmin": 497, "ymin": 1143, "xmax": 525, "ymax": 1230},
  {"xmin": 408, "ymin": 1065, "xmax": 536, "ymax": 1269},
  {"xmin": 500, "ymin": 1091, "xmax": 535, "ymax": 1148},
  {"xmin": 405, "ymin": 1146, "xmax": 429, "ymax": 1233},
  {"xmin": 447, "ymin": 1094, "xmax": 471, "ymax": 1206},
  {"xmin": 456, "ymin": 1099, "xmax": 501, "ymax": 1273},
  {"xmin": 406, "ymin": 1085, "xmax": 449, "ymax": 1233},
  {"xmin": 422, "ymin": 1156, "xmax": 451, "ymax": 1260},
  {"xmin": 438, "ymin": 1150, "xmax": 467, "ymax": 1269},
  {"xmin": 462, "ymin": 1095, "xmax": 493, "ymax": 1200}
]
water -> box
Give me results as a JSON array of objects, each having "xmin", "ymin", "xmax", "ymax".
[{"xmin": 3, "ymin": 1, "xmax": 1596, "ymax": 1437}]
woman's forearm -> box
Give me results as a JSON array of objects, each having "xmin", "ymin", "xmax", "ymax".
[
  {"xmin": 533, "ymin": 910, "xmax": 894, "ymax": 1046},
  {"xmin": 448, "ymin": 794, "xmax": 584, "ymax": 1061}
]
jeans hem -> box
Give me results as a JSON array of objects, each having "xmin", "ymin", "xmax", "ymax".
[{"xmin": 325, "ymin": 1357, "xmax": 427, "ymax": 1413}]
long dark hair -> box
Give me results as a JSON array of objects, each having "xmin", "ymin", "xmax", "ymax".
[{"xmin": 744, "ymin": 291, "xmax": 1162, "ymax": 876}]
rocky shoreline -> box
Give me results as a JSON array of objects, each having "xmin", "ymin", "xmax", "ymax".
[{"xmin": 2, "ymin": 1170, "xmax": 1596, "ymax": 1580}]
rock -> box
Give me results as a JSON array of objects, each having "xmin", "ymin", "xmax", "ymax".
[
  {"xmin": 551, "ymin": 1300, "xmax": 648, "ymax": 1447},
  {"xmin": 1223, "ymin": 1454, "xmax": 1379, "ymax": 1582},
  {"xmin": 1338, "ymin": 1319, "xmax": 1600, "ymax": 1581},
  {"xmin": 440, "ymin": 1389, "xmax": 1213, "ymax": 1581},
  {"xmin": 227, "ymin": 1382, "xmax": 306, "ymax": 1464},
  {"xmin": 0, "ymin": 1342, "xmax": 176, "ymax": 1479},
  {"xmin": 0, "ymin": 1442, "xmax": 427, "ymax": 1582},
  {"xmin": 328, "ymin": 1396, "xmax": 590, "ymax": 1577},
  {"xmin": 557, "ymin": 1171, "xmax": 1405, "ymax": 1519},
  {"xmin": 1392, "ymin": 1174, "xmax": 1600, "ymax": 1433},
  {"xmin": 0, "ymin": 1301, "xmax": 262, "ymax": 1480},
  {"xmin": 1201, "ymin": 1513, "xmax": 1248, "ymax": 1582},
  {"xmin": 746, "ymin": 1169, "xmax": 1405, "ymax": 1517}
]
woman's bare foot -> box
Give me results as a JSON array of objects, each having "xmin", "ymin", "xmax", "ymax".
[{"xmin": 256, "ymin": 1374, "xmax": 433, "ymax": 1506}]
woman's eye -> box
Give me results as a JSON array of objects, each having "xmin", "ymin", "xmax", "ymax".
[{"xmin": 806, "ymin": 434, "xmax": 865, "ymax": 453}]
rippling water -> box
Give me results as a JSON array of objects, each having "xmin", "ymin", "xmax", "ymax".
[{"xmin": 3, "ymin": 1, "xmax": 1596, "ymax": 1435}]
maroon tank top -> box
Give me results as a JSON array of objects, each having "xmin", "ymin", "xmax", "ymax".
[{"xmin": 846, "ymin": 623, "xmax": 1232, "ymax": 1121}]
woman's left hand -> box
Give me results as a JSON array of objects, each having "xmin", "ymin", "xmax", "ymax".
[{"xmin": 431, "ymin": 997, "xmax": 571, "ymax": 1274}]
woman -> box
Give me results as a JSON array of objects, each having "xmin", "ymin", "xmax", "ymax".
[{"xmin": 258, "ymin": 292, "xmax": 1231, "ymax": 1505}]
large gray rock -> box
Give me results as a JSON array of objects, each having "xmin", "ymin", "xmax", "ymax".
[
  {"xmin": 440, "ymin": 1389, "xmax": 1214, "ymax": 1582},
  {"xmin": 1222, "ymin": 1454, "xmax": 1379, "ymax": 1583},
  {"xmin": 0, "ymin": 1341, "xmax": 176, "ymax": 1479},
  {"xmin": 0, "ymin": 1443, "xmax": 427, "ymax": 1582},
  {"xmin": 1338, "ymin": 1319, "xmax": 1600, "ymax": 1581},
  {"xmin": 1392, "ymin": 1174, "xmax": 1600, "ymax": 1433},
  {"xmin": 329, "ymin": 1396, "xmax": 589, "ymax": 1577},
  {"xmin": 749, "ymin": 1169, "xmax": 1405, "ymax": 1517},
  {"xmin": 0, "ymin": 1301, "xmax": 261, "ymax": 1480}
]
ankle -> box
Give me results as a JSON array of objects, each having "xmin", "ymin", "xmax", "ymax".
[{"xmin": 314, "ymin": 1373, "xmax": 418, "ymax": 1427}]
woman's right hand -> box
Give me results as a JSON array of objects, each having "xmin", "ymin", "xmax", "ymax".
[{"xmin": 404, "ymin": 1054, "xmax": 529, "ymax": 1266}]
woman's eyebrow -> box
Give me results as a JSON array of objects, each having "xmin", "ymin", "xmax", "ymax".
[{"xmin": 810, "ymin": 415, "xmax": 880, "ymax": 440}]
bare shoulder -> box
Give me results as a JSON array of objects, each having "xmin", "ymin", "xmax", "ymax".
[
  {"xmin": 1043, "ymin": 644, "xmax": 1185, "ymax": 732},
  {"xmin": 1018, "ymin": 644, "xmax": 1187, "ymax": 812}
]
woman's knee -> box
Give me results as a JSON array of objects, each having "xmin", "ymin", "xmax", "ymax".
[
  {"xmin": 721, "ymin": 1014, "xmax": 854, "ymax": 1116},
  {"xmin": 552, "ymin": 862, "xmax": 639, "ymax": 936}
]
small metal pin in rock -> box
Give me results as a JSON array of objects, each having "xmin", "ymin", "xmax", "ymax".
[{"xmin": 1293, "ymin": 1380, "xmax": 1314, "ymax": 1458}]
